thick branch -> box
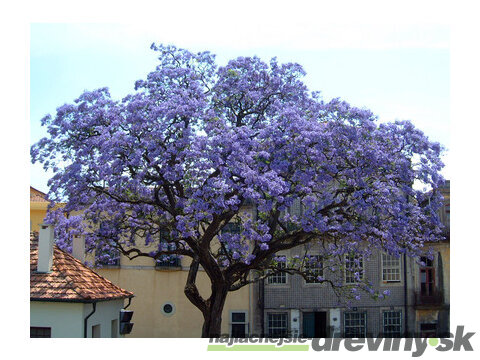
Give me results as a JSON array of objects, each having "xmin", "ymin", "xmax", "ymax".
[{"xmin": 184, "ymin": 258, "xmax": 207, "ymax": 314}]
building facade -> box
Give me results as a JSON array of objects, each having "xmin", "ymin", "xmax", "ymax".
[
  {"xmin": 30, "ymin": 225, "xmax": 134, "ymax": 338},
  {"xmin": 30, "ymin": 181, "xmax": 449, "ymax": 338},
  {"xmin": 95, "ymin": 256, "xmax": 255, "ymax": 337},
  {"xmin": 262, "ymin": 249, "xmax": 412, "ymax": 337},
  {"xmin": 261, "ymin": 181, "xmax": 450, "ymax": 338}
]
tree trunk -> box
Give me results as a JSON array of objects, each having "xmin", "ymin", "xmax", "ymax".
[
  {"xmin": 184, "ymin": 258, "xmax": 230, "ymax": 338},
  {"xmin": 201, "ymin": 282, "xmax": 229, "ymax": 338}
]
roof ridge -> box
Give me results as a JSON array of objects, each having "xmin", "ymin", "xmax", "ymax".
[{"xmin": 30, "ymin": 186, "xmax": 47, "ymax": 195}]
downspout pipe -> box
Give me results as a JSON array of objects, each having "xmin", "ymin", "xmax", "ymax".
[
  {"xmin": 260, "ymin": 279, "xmax": 265, "ymax": 337},
  {"xmin": 123, "ymin": 297, "xmax": 132, "ymax": 310},
  {"xmin": 84, "ymin": 302, "xmax": 97, "ymax": 338},
  {"xmin": 404, "ymin": 192, "xmax": 410, "ymax": 337}
]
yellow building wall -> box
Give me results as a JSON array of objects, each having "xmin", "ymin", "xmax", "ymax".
[
  {"xmin": 30, "ymin": 200, "xmax": 62, "ymax": 232},
  {"xmin": 30, "ymin": 208, "xmax": 47, "ymax": 232},
  {"xmin": 97, "ymin": 266, "xmax": 251, "ymax": 337},
  {"xmin": 91, "ymin": 209, "xmax": 254, "ymax": 337}
]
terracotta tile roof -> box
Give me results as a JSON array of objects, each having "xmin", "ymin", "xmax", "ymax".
[
  {"xmin": 30, "ymin": 187, "xmax": 48, "ymax": 202},
  {"xmin": 30, "ymin": 232, "xmax": 133, "ymax": 302}
]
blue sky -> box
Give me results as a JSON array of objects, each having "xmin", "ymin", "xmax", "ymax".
[{"xmin": 30, "ymin": 23, "xmax": 450, "ymax": 192}]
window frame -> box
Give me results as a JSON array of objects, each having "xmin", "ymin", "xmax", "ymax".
[
  {"xmin": 420, "ymin": 323, "xmax": 437, "ymax": 338},
  {"xmin": 95, "ymin": 244, "xmax": 121, "ymax": 267},
  {"xmin": 419, "ymin": 256, "xmax": 436, "ymax": 296},
  {"xmin": 155, "ymin": 253, "xmax": 182, "ymax": 268},
  {"xmin": 267, "ymin": 312, "xmax": 289, "ymax": 338},
  {"xmin": 382, "ymin": 310, "xmax": 402, "ymax": 337},
  {"xmin": 266, "ymin": 254, "xmax": 289, "ymax": 286},
  {"xmin": 218, "ymin": 221, "xmax": 241, "ymax": 265},
  {"xmin": 303, "ymin": 254, "xmax": 324, "ymax": 285},
  {"xmin": 229, "ymin": 310, "xmax": 248, "ymax": 338},
  {"xmin": 381, "ymin": 253, "xmax": 402, "ymax": 284},
  {"xmin": 155, "ymin": 230, "xmax": 182, "ymax": 268},
  {"xmin": 30, "ymin": 327, "xmax": 51, "ymax": 338},
  {"xmin": 343, "ymin": 311, "xmax": 367, "ymax": 338},
  {"xmin": 280, "ymin": 198, "xmax": 303, "ymax": 232},
  {"xmin": 344, "ymin": 254, "xmax": 364, "ymax": 284}
]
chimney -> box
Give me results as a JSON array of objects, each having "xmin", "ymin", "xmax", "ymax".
[
  {"xmin": 72, "ymin": 235, "xmax": 85, "ymax": 264},
  {"xmin": 37, "ymin": 224, "xmax": 55, "ymax": 273}
]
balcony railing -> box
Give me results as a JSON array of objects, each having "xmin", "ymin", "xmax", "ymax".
[
  {"xmin": 414, "ymin": 290, "xmax": 444, "ymax": 306},
  {"xmin": 96, "ymin": 257, "xmax": 120, "ymax": 267},
  {"xmin": 155, "ymin": 257, "xmax": 182, "ymax": 269}
]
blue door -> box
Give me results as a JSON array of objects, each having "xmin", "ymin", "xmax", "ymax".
[{"xmin": 303, "ymin": 312, "xmax": 315, "ymax": 337}]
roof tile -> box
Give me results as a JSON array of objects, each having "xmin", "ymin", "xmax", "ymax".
[
  {"xmin": 30, "ymin": 232, "xmax": 133, "ymax": 302},
  {"xmin": 30, "ymin": 187, "xmax": 48, "ymax": 202}
]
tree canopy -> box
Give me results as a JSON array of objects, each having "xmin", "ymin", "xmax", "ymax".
[{"xmin": 31, "ymin": 44, "xmax": 445, "ymax": 336}]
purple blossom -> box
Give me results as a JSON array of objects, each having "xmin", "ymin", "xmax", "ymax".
[{"xmin": 31, "ymin": 43, "xmax": 446, "ymax": 335}]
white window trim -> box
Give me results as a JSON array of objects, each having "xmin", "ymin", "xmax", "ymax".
[
  {"xmin": 382, "ymin": 309, "xmax": 403, "ymax": 337},
  {"xmin": 266, "ymin": 253, "xmax": 289, "ymax": 287},
  {"xmin": 229, "ymin": 310, "xmax": 249, "ymax": 337},
  {"xmin": 266, "ymin": 312, "xmax": 289, "ymax": 337},
  {"xmin": 344, "ymin": 254, "xmax": 364, "ymax": 284},
  {"xmin": 343, "ymin": 311, "xmax": 367, "ymax": 338},
  {"xmin": 381, "ymin": 253, "xmax": 402, "ymax": 284},
  {"xmin": 302, "ymin": 254, "xmax": 325, "ymax": 286}
]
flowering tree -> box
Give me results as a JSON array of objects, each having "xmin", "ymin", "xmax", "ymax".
[{"xmin": 31, "ymin": 44, "xmax": 445, "ymax": 337}]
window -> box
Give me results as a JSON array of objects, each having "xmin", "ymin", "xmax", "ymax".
[
  {"xmin": 289, "ymin": 198, "xmax": 302, "ymax": 217},
  {"xmin": 222, "ymin": 222, "xmax": 241, "ymax": 234},
  {"xmin": 383, "ymin": 311, "xmax": 402, "ymax": 337},
  {"xmin": 96, "ymin": 223, "xmax": 120, "ymax": 266},
  {"xmin": 420, "ymin": 323, "xmax": 437, "ymax": 338},
  {"xmin": 155, "ymin": 230, "xmax": 181, "ymax": 268},
  {"xmin": 92, "ymin": 324, "xmax": 101, "ymax": 338},
  {"xmin": 439, "ymin": 199, "xmax": 450, "ymax": 228},
  {"xmin": 280, "ymin": 198, "xmax": 302, "ymax": 232},
  {"xmin": 230, "ymin": 311, "xmax": 248, "ymax": 338},
  {"xmin": 345, "ymin": 254, "xmax": 364, "ymax": 284},
  {"xmin": 218, "ymin": 222, "xmax": 241, "ymax": 260},
  {"xmin": 344, "ymin": 312, "xmax": 366, "ymax": 338},
  {"xmin": 382, "ymin": 254, "xmax": 401, "ymax": 283},
  {"xmin": 30, "ymin": 327, "xmax": 51, "ymax": 338},
  {"xmin": 155, "ymin": 255, "xmax": 181, "ymax": 268},
  {"xmin": 111, "ymin": 319, "xmax": 118, "ymax": 338},
  {"xmin": 420, "ymin": 256, "xmax": 434, "ymax": 267},
  {"xmin": 96, "ymin": 245, "xmax": 120, "ymax": 266},
  {"xmin": 420, "ymin": 256, "xmax": 435, "ymax": 296},
  {"xmin": 445, "ymin": 202, "xmax": 450, "ymax": 228},
  {"xmin": 267, "ymin": 256, "xmax": 287, "ymax": 284},
  {"xmin": 267, "ymin": 313, "xmax": 288, "ymax": 337},
  {"xmin": 304, "ymin": 255, "xmax": 323, "ymax": 283}
]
